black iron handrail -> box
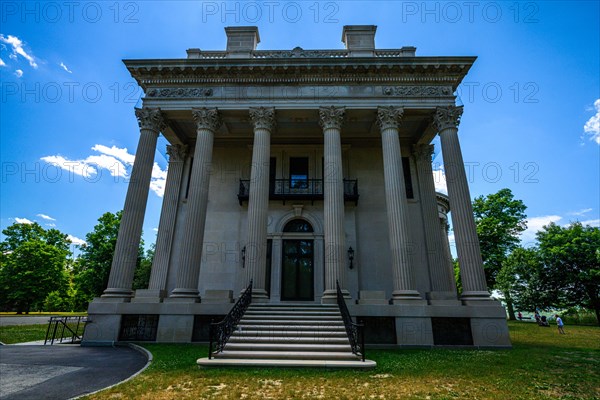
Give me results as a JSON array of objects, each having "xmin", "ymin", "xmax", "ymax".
[
  {"xmin": 208, "ymin": 280, "xmax": 253, "ymax": 359},
  {"xmin": 238, "ymin": 179, "xmax": 359, "ymax": 205},
  {"xmin": 336, "ymin": 280, "xmax": 365, "ymax": 362},
  {"xmin": 44, "ymin": 316, "xmax": 88, "ymax": 345}
]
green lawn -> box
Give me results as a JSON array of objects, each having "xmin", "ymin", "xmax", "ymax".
[
  {"xmin": 83, "ymin": 321, "xmax": 599, "ymax": 400},
  {"xmin": 0, "ymin": 323, "xmax": 84, "ymax": 344}
]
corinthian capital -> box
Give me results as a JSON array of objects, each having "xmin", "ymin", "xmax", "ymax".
[
  {"xmin": 135, "ymin": 107, "xmax": 166, "ymax": 132},
  {"xmin": 319, "ymin": 106, "xmax": 345, "ymax": 131},
  {"xmin": 413, "ymin": 144, "xmax": 435, "ymax": 162},
  {"xmin": 191, "ymin": 108, "xmax": 222, "ymax": 132},
  {"xmin": 376, "ymin": 106, "xmax": 404, "ymax": 131},
  {"xmin": 166, "ymin": 144, "xmax": 188, "ymax": 162},
  {"xmin": 433, "ymin": 105, "xmax": 463, "ymax": 132},
  {"xmin": 249, "ymin": 107, "xmax": 276, "ymax": 131}
]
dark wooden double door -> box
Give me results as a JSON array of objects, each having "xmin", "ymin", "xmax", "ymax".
[{"xmin": 281, "ymin": 239, "xmax": 314, "ymax": 301}]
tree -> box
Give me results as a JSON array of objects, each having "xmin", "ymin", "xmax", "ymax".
[
  {"xmin": 496, "ymin": 247, "xmax": 548, "ymax": 313},
  {"xmin": 73, "ymin": 211, "xmax": 148, "ymax": 310},
  {"xmin": 472, "ymin": 188, "xmax": 527, "ymax": 319},
  {"xmin": 133, "ymin": 244, "xmax": 155, "ymax": 290},
  {"xmin": 536, "ymin": 222, "xmax": 600, "ymax": 325},
  {"xmin": 0, "ymin": 222, "xmax": 71, "ymax": 313}
]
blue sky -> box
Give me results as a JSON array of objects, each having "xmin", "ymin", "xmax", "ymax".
[{"xmin": 1, "ymin": 1, "xmax": 599, "ymax": 254}]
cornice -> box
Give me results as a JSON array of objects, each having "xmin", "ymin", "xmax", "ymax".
[{"xmin": 124, "ymin": 56, "xmax": 476, "ymax": 91}]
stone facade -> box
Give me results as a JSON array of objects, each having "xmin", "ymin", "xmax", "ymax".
[{"xmin": 83, "ymin": 25, "xmax": 511, "ymax": 348}]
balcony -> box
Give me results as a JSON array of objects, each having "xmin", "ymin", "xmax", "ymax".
[{"xmin": 238, "ymin": 179, "xmax": 359, "ymax": 206}]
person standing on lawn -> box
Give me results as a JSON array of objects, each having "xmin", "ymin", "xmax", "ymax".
[{"xmin": 555, "ymin": 315, "xmax": 565, "ymax": 334}]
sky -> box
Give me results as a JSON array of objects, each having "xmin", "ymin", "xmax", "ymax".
[{"xmin": 1, "ymin": 1, "xmax": 599, "ymax": 255}]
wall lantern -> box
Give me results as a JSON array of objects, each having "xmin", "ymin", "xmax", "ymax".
[
  {"xmin": 348, "ymin": 246, "xmax": 355, "ymax": 269},
  {"xmin": 241, "ymin": 246, "xmax": 246, "ymax": 268}
]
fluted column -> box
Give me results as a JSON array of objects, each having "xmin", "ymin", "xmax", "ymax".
[
  {"xmin": 169, "ymin": 108, "xmax": 221, "ymax": 301},
  {"xmin": 414, "ymin": 144, "xmax": 457, "ymax": 297},
  {"xmin": 319, "ymin": 106, "xmax": 348, "ymax": 303},
  {"xmin": 245, "ymin": 107, "xmax": 275, "ymax": 301},
  {"xmin": 102, "ymin": 107, "xmax": 165, "ymax": 299},
  {"xmin": 377, "ymin": 107, "xmax": 421, "ymax": 302},
  {"xmin": 434, "ymin": 106, "xmax": 490, "ymax": 301},
  {"xmin": 146, "ymin": 144, "xmax": 188, "ymax": 297}
]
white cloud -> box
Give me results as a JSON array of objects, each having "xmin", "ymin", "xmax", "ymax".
[
  {"xmin": 46, "ymin": 223, "xmax": 56, "ymax": 227},
  {"xmin": 59, "ymin": 62, "xmax": 72, "ymax": 73},
  {"xmin": 432, "ymin": 168, "xmax": 447, "ymax": 194},
  {"xmin": 567, "ymin": 208, "xmax": 593, "ymax": 217},
  {"xmin": 583, "ymin": 99, "xmax": 600, "ymax": 145},
  {"xmin": 0, "ymin": 58, "xmax": 5, "ymax": 67},
  {"xmin": 67, "ymin": 234, "xmax": 87, "ymax": 246},
  {"xmin": 15, "ymin": 217, "xmax": 33, "ymax": 224},
  {"xmin": 41, "ymin": 144, "xmax": 168, "ymax": 197},
  {"xmin": 91, "ymin": 144, "xmax": 135, "ymax": 165},
  {"xmin": 0, "ymin": 34, "xmax": 38, "ymax": 68},
  {"xmin": 36, "ymin": 213, "xmax": 56, "ymax": 221},
  {"xmin": 14, "ymin": 69, "xmax": 23, "ymax": 78},
  {"xmin": 41, "ymin": 155, "xmax": 97, "ymax": 178},
  {"xmin": 520, "ymin": 215, "xmax": 563, "ymax": 245},
  {"xmin": 579, "ymin": 218, "xmax": 600, "ymax": 227}
]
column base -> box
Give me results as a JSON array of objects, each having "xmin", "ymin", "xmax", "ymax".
[
  {"xmin": 461, "ymin": 290, "xmax": 492, "ymax": 304},
  {"xmin": 391, "ymin": 290, "xmax": 423, "ymax": 304},
  {"xmin": 131, "ymin": 289, "xmax": 165, "ymax": 303},
  {"xmin": 101, "ymin": 288, "xmax": 134, "ymax": 300},
  {"xmin": 321, "ymin": 289, "xmax": 350, "ymax": 304},
  {"xmin": 166, "ymin": 288, "xmax": 200, "ymax": 303}
]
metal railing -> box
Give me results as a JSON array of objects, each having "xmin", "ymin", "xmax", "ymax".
[
  {"xmin": 208, "ymin": 280, "xmax": 253, "ymax": 359},
  {"xmin": 44, "ymin": 316, "xmax": 88, "ymax": 345},
  {"xmin": 238, "ymin": 179, "xmax": 359, "ymax": 205},
  {"xmin": 336, "ymin": 280, "xmax": 365, "ymax": 362}
]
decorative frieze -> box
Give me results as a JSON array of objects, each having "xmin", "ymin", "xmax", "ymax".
[
  {"xmin": 134, "ymin": 107, "xmax": 166, "ymax": 132},
  {"xmin": 146, "ymin": 88, "xmax": 213, "ymax": 98},
  {"xmin": 383, "ymin": 86, "xmax": 453, "ymax": 97},
  {"xmin": 434, "ymin": 105, "xmax": 464, "ymax": 132}
]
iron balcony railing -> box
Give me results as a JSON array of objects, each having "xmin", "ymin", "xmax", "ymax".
[
  {"xmin": 238, "ymin": 179, "xmax": 359, "ymax": 205},
  {"xmin": 208, "ymin": 280, "xmax": 253, "ymax": 359},
  {"xmin": 336, "ymin": 280, "xmax": 365, "ymax": 362}
]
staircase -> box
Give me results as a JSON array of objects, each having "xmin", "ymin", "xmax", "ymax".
[{"xmin": 197, "ymin": 303, "xmax": 376, "ymax": 368}]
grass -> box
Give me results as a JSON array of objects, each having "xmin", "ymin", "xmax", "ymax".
[
  {"xmin": 0, "ymin": 312, "xmax": 87, "ymax": 316},
  {"xmin": 0, "ymin": 322, "xmax": 85, "ymax": 344},
  {"xmin": 81, "ymin": 321, "xmax": 599, "ymax": 400}
]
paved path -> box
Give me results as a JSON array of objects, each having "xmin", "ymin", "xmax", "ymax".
[
  {"xmin": 0, "ymin": 316, "xmax": 52, "ymax": 326},
  {"xmin": 0, "ymin": 345, "xmax": 148, "ymax": 399}
]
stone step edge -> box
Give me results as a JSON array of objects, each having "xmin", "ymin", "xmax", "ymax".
[
  {"xmin": 224, "ymin": 343, "xmax": 352, "ymax": 351},
  {"xmin": 197, "ymin": 357, "xmax": 377, "ymax": 369},
  {"xmin": 213, "ymin": 350, "xmax": 361, "ymax": 360}
]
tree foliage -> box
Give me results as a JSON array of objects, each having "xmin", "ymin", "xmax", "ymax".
[
  {"xmin": 536, "ymin": 222, "xmax": 600, "ymax": 325},
  {"xmin": 72, "ymin": 211, "xmax": 151, "ymax": 310},
  {"xmin": 0, "ymin": 222, "xmax": 71, "ymax": 313},
  {"xmin": 473, "ymin": 188, "xmax": 528, "ymax": 289}
]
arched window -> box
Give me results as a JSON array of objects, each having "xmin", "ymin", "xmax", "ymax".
[{"xmin": 283, "ymin": 219, "xmax": 314, "ymax": 233}]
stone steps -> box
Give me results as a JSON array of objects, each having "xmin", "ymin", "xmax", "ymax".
[{"xmin": 197, "ymin": 303, "xmax": 376, "ymax": 369}]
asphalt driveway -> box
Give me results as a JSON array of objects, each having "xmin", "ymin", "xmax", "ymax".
[{"xmin": 0, "ymin": 344, "xmax": 148, "ymax": 399}]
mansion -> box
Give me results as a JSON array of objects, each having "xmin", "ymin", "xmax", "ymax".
[{"xmin": 83, "ymin": 25, "xmax": 511, "ymax": 351}]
